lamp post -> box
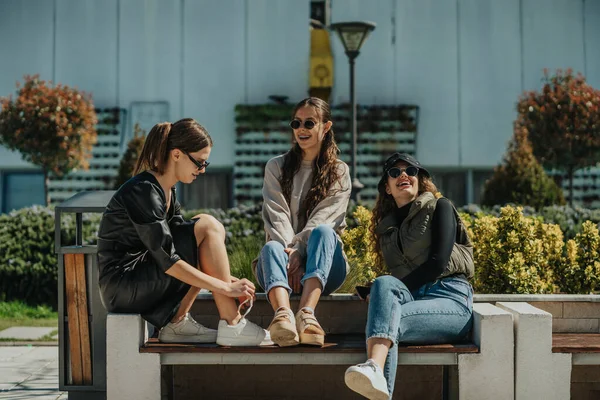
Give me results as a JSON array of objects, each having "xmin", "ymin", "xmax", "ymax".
[{"xmin": 329, "ymin": 21, "xmax": 376, "ymax": 202}]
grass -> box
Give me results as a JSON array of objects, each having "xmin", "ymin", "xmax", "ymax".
[
  {"xmin": 228, "ymin": 235, "xmax": 263, "ymax": 286},
  {"xmin": 0, "ymin": 301, "xmax": 58, "ymax": 341}
]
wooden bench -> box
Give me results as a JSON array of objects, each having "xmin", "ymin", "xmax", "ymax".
[
  {"xmin": 106, "ymin": 302, "xmax": 514, "ymax": 400},
  {"xmin": 552, "ymin": 333, "xmax": 600, "ymax": 364}
]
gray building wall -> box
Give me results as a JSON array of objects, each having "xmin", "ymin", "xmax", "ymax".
[{"xmin": 0, "ymin": 0, "xmax": 598, "ymax": 208}]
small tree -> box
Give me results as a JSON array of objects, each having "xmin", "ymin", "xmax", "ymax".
[
  {"xmin": 483, "ymin": 124, "xmax": 566, "ymax": 209},
  {"xmin": 0, "ymin": 75, "xmax": 97, "ymax": 205},
  {"xmin": 114, "ymin": 123, "xmax": 146, "ymax": 189},
  {"xmin": 517, "ymin": 69, "xmax": 600, "ymax": 204}
]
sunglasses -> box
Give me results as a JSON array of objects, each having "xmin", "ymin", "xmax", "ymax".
[
  {"xmin": 184, "ymin": 152, "xmax": 210, "ymax": 170},
  {"xmin": 388, "ymin": 166, "xmax": 419, "ymax": 178},
  {"xmin": 289, "ymin": 119, "xmax": 318, "ymax": 130}
]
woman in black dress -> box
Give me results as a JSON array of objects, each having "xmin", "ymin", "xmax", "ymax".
[{"xmin": 97, "ymin": 118, "xmax": 267, "ymax": 346}]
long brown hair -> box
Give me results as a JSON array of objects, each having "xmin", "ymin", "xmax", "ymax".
[
  {"xmin": 370, "ymin": 171, "xmax": 438, "ymax": 268},
  {"xmin": 280, "ymin": 97, "xmax": 342, "ymax": 230},
  {"xmin": 134, "ymin": 118, "xmax": 212, "ymax": 175}
]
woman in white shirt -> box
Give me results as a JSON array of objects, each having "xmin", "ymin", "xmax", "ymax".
[{"xmin": 253, "ymin": 97, "xmax": 352, "ymax": 347}]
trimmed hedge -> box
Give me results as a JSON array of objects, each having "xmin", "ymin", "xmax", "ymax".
[
  {"xmin": 2, "ymin": 202, "xmax": 600, "ymax": 307},
  {"xmin": 0, "ymin": 206, "xmax": 100, "ymax": 308}
]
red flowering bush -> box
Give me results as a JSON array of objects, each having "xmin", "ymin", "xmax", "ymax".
[
  {"xmin": 517, "ymin": 69, "xmax": 600, "ymax": 204},
  {"xmin": 0, "ymin": 75, "xmax": 98, "ymax": 204}
]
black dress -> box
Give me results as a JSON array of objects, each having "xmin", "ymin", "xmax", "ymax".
[{"xmin": 97, "ymin": 171, "xmax": 199, "ymax": 328}]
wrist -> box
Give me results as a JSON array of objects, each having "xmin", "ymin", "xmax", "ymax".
[{"xmin": 214, "ymin": 280, "xmax": 230, "ymax": 295}]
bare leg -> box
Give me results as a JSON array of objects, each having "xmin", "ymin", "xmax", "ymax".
[
  {"xmin": 298, "ymin": 277, "xmax": 322, "ymax": 310},
  {"xmin": 367, "ymin": 337, "xmax": 392, "ymax": 370},
  {"xmin": 187, "ymin": 214, "xmax": 240, "ymax": 325},
  {"xmin": 170, "ymin": 286, "xmax": 201, "ymax": 323},
  {"xmin": 268, "ymin": 287, "xmax": 291, "ymax": 311}
]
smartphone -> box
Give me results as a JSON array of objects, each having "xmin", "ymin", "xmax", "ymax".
[{"xmin": 355, "ymin": 285, "xmax": 371, "ymax": 300}]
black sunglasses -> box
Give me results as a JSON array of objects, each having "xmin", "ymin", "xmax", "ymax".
[
  {"xmin": 388, "ymin": 166, "xmax": 419, "ymax": 178},
  {"xmin": 184, "ymin": 152, "xmax": 209, "ymax": 170},
  {"xmin": 289, "ymin": 119, "xmax": 318, "ymax": 130}
]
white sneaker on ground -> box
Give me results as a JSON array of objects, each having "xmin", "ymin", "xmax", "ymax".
[
  {"xmin": 158, "ymin": 313, "xmax": 217, "ymax": 343},
  {"xmin": 344, "ymin": 359, "xmax": 390, "ymax": 400}
]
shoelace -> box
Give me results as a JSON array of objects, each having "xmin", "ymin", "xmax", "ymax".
[{"xmin": 238, "ymin": 298, "xmax": 253, "ymax": 319}]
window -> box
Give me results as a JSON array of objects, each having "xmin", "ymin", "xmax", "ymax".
[
  {"xmin": 2, "ymin": 171, "xmax": 45, "ymax": 213},
  {"xmin": 431, "ymin": 171, "xmax": 466, "ymax": 206},
  {"xmin": 310, "ymin": 0, "xmax": 330, "ymax": 26},
  {"xmin": 180, "ymin": 168, "xmax": 233, "ymax": 210}
]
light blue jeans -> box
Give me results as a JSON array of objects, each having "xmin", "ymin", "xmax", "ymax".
[
  {"xmin": 255, "ymin": 225, "xmax": 347, "ymax": 296},
  {"xmin": 367, "ymin": 274, "xmax": 473, "ymax": 397}
]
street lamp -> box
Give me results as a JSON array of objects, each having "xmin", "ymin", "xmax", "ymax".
[{"xmin": 329, "ymin": 21, "xmax": 376, "ymax": 202}]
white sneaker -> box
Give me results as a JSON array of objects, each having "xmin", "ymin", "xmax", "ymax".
[
  {"xmin": 259, "ymin": 329, "xmax": 275, "ymax": 346},
  {"xmin": 158, "ymin": 313, "xmax": 217, "ymax": 343},
  {"xmin": 216, "ymin": 298, "xmax": 267, "ymax": 347},
  {"xmin": 345, "ymin": 359, "xmax": 390, "ymax": 400},
  {"xmin": 216, "ymin": 318, "xmax": 267, "ymax": 346}
]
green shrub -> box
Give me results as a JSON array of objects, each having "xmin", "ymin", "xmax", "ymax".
[
  {"xmin": 183, "ymin": 204, "xmax": 263, "ymax": 244},
  {"xmin": 469, "ymin": 206, "xmax": 562, "ymax": 294},
  {"xmin": 114, "ymin": 123, "xmax": 146, "ymax": 189},
  {"xmin": 0, "ymin": 206, "xmax": 100, "ymax": 308},
  {"xmin": 337, "ymin": 206, "xmax": 384, "ymax": 293},
  {"xmin": 556, "ymin": 221, "xmax": 600, "ymax": 293},
  {"xmin": 482, "ymin": 126, "xmax": 565, "ymax": 209}
]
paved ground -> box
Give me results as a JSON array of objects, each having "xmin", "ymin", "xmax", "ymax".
[{"xmin": 0, "ymin": 346, "xmax": 66, "ymax": 399}]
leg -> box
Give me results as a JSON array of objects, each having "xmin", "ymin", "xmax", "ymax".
[
  {"xmin": 192, "ymin": 214, "xmax": 239, "ymax": 325},
  {"xmin": 254, "ymin": 241, "xmax": 292, "ymax": 311},
  {"xmin": 298, "ymin": 224, "xmax": 347, "ymax": 310},
  {"xmin": 255, "ymin": 241, "xmax": 299, "ymax": 346},
  {"xmin": 367, "ymin": 276, "xmax": 414, "ymax": 391},
  {"xmin": 170, "ymin": 286, "xmax": 201, "ymax": 322},
  {"xmin": 345, "ymin": 275, "xmax": 414, "ymax": 400},
  {"xmin": 382, "ymin": 279, "xmax": 473, "ymax": 395},
  {"xmin": 296, "ymin": 225, "xmax": 347, "ymax": 346}
]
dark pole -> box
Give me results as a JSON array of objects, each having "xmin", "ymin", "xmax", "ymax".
[{"xmin": 348, "ymin": 52, "xmax": 363, "ymax": 202}]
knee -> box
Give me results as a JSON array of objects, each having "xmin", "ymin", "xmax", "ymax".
[
  {"xmin": 371, "ymin": 275, "xmax": 397, "ymax": 296},
  {"xmin": 311, "ymin": 224, "xmax": 336, "ymax": 241},
  {"xmin": 194, "ymin": 214, "xmax": 226, "ymax": 240},
  {"xmin": 261, "ymin": 241, "xmax": 285, "ymax": 258}
]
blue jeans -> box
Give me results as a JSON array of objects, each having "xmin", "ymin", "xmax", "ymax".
[
  {"xmin": 255, "ymin": 225, "xmax": 347, "ymax": 296},
  {"xmin": 367, "ymin": 275, "xmax": 474, "ymax": 397}
]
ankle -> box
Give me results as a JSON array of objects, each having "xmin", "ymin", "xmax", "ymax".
[
  {"xmin": 224, "ymin": 314, "xmax": 242, "ymax": 326},
  {"xmin": 170, "ymin": 314, "xmax": 185, "ymax": 324}
]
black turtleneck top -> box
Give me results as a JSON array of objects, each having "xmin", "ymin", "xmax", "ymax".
[{"xmin": 395, "ymin": 197, "xmax": 457, "ymax": 291}]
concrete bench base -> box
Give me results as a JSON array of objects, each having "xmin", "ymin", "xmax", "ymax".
[
  {"xmin": 498, "ymin": 302, "xmax": 572, "ymax": 400},
  {"xmin": 106, "ymin": 302, "xmax": 513, "ymax": 400}
]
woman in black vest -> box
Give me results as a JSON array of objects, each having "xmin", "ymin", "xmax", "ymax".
[{"xmin": 344, "ymin": 153, "xmax": 474, "ymax": 400}]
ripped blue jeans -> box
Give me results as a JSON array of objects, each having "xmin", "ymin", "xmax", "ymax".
[{"xmin": 366, "ymin": 274, "xmax": 473, "ymax": 397}]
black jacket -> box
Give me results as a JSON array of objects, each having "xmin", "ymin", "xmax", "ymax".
[{"xmin": 97, "ymin": 172, "xmax": 185, "ymax": 284}]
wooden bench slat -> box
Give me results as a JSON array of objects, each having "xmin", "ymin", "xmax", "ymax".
[
  {"xmin": 73, "ymin": 253, "xmax": 92, "ymax": 384},
  {"xmin": 64, "ymin": 254, "xmax": 83, "ymax": 384},
  {"xmin": 552, "ymin": 333, "xmax": 600, "ymax": 353},
  {"xmin": 141, "ymin": 334, "xmax": 478, "ymax": 354}
]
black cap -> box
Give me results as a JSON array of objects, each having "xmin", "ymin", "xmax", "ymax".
[{"xmin": 382, "ymin": 152, "xmax": 430, "ymax": 177}]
